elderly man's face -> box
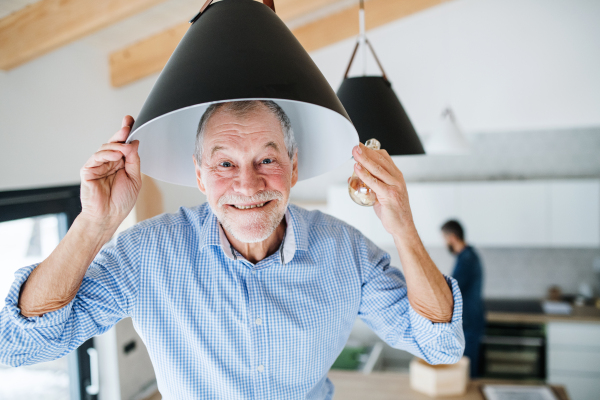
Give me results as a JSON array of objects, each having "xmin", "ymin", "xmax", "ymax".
[{"xmin": 194, "ymin": 105, "xmax": 298, "ymax": 243}]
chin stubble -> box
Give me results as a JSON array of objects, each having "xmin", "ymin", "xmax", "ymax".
[{"xmin": 214, "ymin": 190, "xmax": 287, "ymax": 243}]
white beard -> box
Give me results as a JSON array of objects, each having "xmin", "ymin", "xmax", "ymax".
[{"xmin": 212, "ymin": 190, "xmax": 287, "ymax": 243}]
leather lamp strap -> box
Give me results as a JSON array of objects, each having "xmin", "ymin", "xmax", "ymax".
[
  {"xmin": 343, "ymin": 0, "xmax": 388, "ymax": 81},
  {"xmin": 191, "ymin": 0, "xmax": 276, "ymax": 24}
]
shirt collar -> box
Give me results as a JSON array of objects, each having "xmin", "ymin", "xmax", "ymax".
[{"xmin": 199, "ymin": 203, "xmax": 308, "ymax": 264}]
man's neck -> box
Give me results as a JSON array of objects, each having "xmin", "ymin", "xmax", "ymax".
[
  {"xmin": 453, "ymin": 241, "xmax": 467, "ymax": 255},
  {"xmin": 224, "ymin": 219, "xmax": 287, "ymax": 264}
]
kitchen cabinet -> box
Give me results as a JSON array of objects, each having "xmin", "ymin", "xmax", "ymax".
[
  {"xmin": 95, "ymin": 317, "xmax": 157, "ymax": 400},
  {"xmin": 327, "ymin": 179, "xmax": 600, "ymax": 248},
  {"xmin": 457, "ymin": 181, "xmax": 550, "ymax": 247},
  {"xmin": 405, "ymin": 183, "xmax": 459, "ymax": 246},
  {"xmin": 327, "ymin": 185, "xmax": 392, "ymax": 246},
  {"xmin": 547, "ymin": 322, "xmax": 600, "ymax": 400},
  {"xmin": 550, "ymin": 180, "xmax": 600, "ymax": 247}
]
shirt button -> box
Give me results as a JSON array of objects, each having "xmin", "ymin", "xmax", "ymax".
[
  {"xmin": 255, "ymin": 317, "xmax": 262, "ymax": 325},
  {"xmin": 257, "ymin": 365, "xmax": 264, "ymax": 372}
]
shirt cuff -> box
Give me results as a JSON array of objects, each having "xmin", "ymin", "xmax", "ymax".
[
  {"xmin": 4, "ymin": 263, "xmax": 75, "ymax": 329},
  {"xmin": 407, "ymin": 274, "xmax": 464, "ymax": 346}
]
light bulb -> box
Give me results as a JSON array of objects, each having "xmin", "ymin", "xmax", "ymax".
[{"xmin": 348, "ymin": 138, "xmax": 380, "ymax": 207}]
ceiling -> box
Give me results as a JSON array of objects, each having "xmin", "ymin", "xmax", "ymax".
[
  {"xmin": 0, "ymin": 0, "xmax": 39, "ymax": 19},
  {"xmin": 1, "ymin": 0, "xmax": 360, "ymax": 54}
]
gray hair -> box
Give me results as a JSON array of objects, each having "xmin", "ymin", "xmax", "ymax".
[{"xmin": 194, "ymin": 100, "xmax": 297, "ymax": 165}]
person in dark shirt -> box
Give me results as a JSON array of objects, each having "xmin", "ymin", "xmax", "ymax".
[{"xmin": 441, "ymin": 220, "xmax": 485, "ymax": 377}]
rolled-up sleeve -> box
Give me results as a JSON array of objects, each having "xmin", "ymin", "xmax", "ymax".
[
  {"xmin": 357, "ymin": 236, "xmax": 465, "ymax": 365},
  {"xmin": 0, "ymin": 226, "xmax": 141, "ymax": 367}
]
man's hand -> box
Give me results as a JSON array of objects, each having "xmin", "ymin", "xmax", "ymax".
[
  {"xmin": 80, "ymin": 115, "xmax": 141, "ymax": 232},
  {"xmin": 351, "ymin": 143, "xmax": 454, "ymax": 324},
  {"xmin": 19, "ymin": 116, "xmax": 142, "ymax": 317},
  {"xmin": 351, "ymin": 143, "xmax": 416, "ymax": 237}
]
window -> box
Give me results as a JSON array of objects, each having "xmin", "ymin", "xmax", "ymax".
[{"xmin": 0, "ymin": 185, "xmax": 96, "ymax": 400}]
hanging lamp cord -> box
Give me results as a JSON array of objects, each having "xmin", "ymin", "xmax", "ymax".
[
  {"xmin": 190, "ymin": 0, "xmax": 276, "ymax": 24},
  {"xmin": 343, "ymin": 0, "xmax": 389, "ymax": 81}
]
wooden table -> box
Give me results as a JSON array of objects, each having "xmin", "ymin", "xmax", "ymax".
[
  {"xmin": 328, "ymin": 371, "xmax": 570, "ymax": 400},
  {"xmin": 142, "ymin": 371, "xmax": 570, "ymax": 400}
]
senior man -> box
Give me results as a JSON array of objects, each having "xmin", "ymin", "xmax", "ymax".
[{"xmin": 1, "ymin": 100, "xmax": 464, "ymax": 399}]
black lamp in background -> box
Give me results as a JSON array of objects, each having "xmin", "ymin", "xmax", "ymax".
[
  {"xmin": 127, "ymin": 0, "xmax": 359, "ymax": 187},
  {"xmin": 336, "ymin": 0, "xmax": 425, "ymax": 155}
]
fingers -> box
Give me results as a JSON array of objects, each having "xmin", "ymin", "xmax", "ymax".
[
  {"xmin": 354, "ymin": 144, "xmax": 396, "ymax": 175},
  {"xmin": 123, "ymin": 140, "xmax": 141, "ymax": 183},
  {"xmin": 97, "ymin": 141, "xmax": 138, "ymax": 155},
  {"xmin": 353, "ymin": 162, "xmax": 388, "ymax": 194},
  {"xmin": 122, "ymin": 115, "xmax": 134, "ymax": 128},
  {"xmin": 80, "ymin": 116, "xmax": 141, "ymax": 188},
  {"xmin": 84, "ymin": 139, "xmax": 140, "ymax": 171},
  {"xmin": 83, "ymin": 149, "xmax": 127, "ymax": 170},
  {"xmin": 352, "ymin": 144, "xmax": 397, "ymax": 185},
  {"xmin": 108, "ymin": 115, "xmax": 135, "ymax": 144},
  {"xmin": 85, "ymin": 143, "xmax": 135, "ymax": 168},
  {"xmin": 81, "ymin": 158, "xmax": 125, "ymax": 181}
]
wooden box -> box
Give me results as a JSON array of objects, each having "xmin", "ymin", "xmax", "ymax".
[{"xmin": 409, "ymin": 357, "xmax": 469, "ymax": 397}]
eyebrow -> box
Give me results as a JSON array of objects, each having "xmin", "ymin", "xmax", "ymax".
[
  {"xmin": 265, "ymin": 141, "xmax": 279, "ymax": 151},
  {"xmin": 210, "ymin": 145, "xmax": 225, "ymax": 157},
  {"xmin": 209, "ymin": 141, "xmax": 279, "ymax": 158}
]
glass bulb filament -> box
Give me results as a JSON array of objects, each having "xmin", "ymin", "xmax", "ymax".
[{"xmin": 348, "ymin": 138, "xmax": 381, "ymax": 207}]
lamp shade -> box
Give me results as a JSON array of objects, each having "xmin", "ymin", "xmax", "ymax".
[
  {"xmin": 336, "ymin": 76, "xmax": 425, "ymax": 155},
  {"xmin": 126, "ymin": 0, "xmax": 358, "ymax": 187},
  {"xmin": 425, "ymin": 109, "xmax": 470, "ymax": 154}
]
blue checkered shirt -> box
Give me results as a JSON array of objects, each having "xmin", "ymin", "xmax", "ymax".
[{"xmin": 1, "ymin": 203, "xmax": 464, "ymax": 399}]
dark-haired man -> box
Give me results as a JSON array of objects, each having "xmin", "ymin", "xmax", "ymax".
[{"xmin": 442, "ymin": 220, "xmax": 484, "ymax": 377}]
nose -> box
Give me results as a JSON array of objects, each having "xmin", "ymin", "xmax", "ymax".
[{"xmin": 232, "ymin": 164, "xmax": 266, "ymax": 197}]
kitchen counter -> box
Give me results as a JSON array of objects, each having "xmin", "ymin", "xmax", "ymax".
[
  {"xmin": 328, "ymin": 371, "xmax": 570, "ymax": 400},
  {"xmin": 487, "ymin": 305, "xmax": 600, "ymax": 324},
  {"xmin": 141, "ymin": 372, "xmax": 569, "ymax": 400}
]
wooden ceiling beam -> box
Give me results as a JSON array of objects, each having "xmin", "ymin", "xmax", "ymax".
[
  {"xmin": 295, "ymin": 0, "xmax": 451, "ymax": 53},
  {"xmin": 266, "ymin": 0, "xmax": 344, "ymax": 22},
  {"xmin": 110, "ymin": 0, "xmax": 451, "ymax": 87},
  {"xmin": 0, "ymin": 0, "xmax": 169, "ymax": 70},
  {"xmin": 109, "ymin": 0, "xmax": 344, "ymax": 87}
]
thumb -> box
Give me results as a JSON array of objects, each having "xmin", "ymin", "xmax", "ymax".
[{"xmin": 124, "ymin": 140, "xmax": 141, "ymax": 186}]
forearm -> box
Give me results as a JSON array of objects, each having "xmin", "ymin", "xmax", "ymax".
[
  {"xmin": 393, "ymin": 227, "xmax": 454, "ymax": 323},
  {"xmin": 18, "ymin": 215, "xmax": 115, "ymax": 317}
]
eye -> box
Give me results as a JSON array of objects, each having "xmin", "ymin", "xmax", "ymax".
[
  {"xmin": 219, "ymin": 161, "xmax": 233, "ymax": 168},
  {"xmin": 261, "ymin": 158, "xmax": 273, "ymax": 164}
]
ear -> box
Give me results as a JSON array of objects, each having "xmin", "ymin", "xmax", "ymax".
[
  {"xmin": 193, "ymin": 156, "xmax": 207, "ymax": 194},
  {"xmin": 290, "ymin": 151, "xmax": 299, "ymax": 188}
]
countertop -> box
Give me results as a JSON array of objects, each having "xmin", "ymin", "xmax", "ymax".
[
  {"xmin": 141, "ymin": 372, "xmax": 570, "ymax": 400},
  {"xmin": 487, "ymin": 305, "xmax": 600, "ymax": 324},
  {"xmin": 328, "ymin": 371, "xmax": 570, "ymax": 400}
]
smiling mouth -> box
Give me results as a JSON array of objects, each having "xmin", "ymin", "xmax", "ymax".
[{"xmin": 231, "ymin": 201, "xmax": 271, "ymax": 210}]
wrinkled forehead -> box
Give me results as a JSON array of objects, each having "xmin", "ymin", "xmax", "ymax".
[{"xmin": 203, "ymin": 109, "xmax": 286, "ymax": 155}]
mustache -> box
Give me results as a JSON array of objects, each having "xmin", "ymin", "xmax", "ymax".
[{"xmin": 218, "ymin": 190, "xmax": 284, "ymax": 207}]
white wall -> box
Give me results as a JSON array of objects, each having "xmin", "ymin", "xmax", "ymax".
[
  {"xmin": 0, "ymin": 38, "xmax": 205, "ymax": 212},
  {"xmin": 312, "ymin": 0, "xmax": 600, "ymax": 134},
  {"xmin": 1, "ymin": 0, "xmax": 599, "ymax": 207},
  {"xmin": 0, "ymin": 41, "xmax": 154, "ymax": 190}
]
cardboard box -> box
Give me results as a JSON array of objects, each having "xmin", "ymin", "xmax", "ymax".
[{"xmin": 409, "ymin": 357, "xmax": 470, "ymax": 397}]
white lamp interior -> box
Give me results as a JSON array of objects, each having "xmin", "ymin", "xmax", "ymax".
[{"xmin": 127, "ymin": 99, "xmax": 359, "ymax": 187}]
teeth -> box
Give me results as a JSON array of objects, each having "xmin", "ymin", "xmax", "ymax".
[{"xmin": 233, "ymin": 202, "xmax": 266, "ymax": 210}]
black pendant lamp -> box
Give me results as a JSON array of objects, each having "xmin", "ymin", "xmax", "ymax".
[
  {"xmin": 126, "ymin": 0, "xmax": 358, "ymax": 187},
  {"xmin": 336, "ymin": 0, "xmax": 425, "ymax": 155}
]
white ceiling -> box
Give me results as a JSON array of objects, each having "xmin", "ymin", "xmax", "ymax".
[{"xmin": 0, "ymin": 0, "xmax": 40, "ymax": 19}]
